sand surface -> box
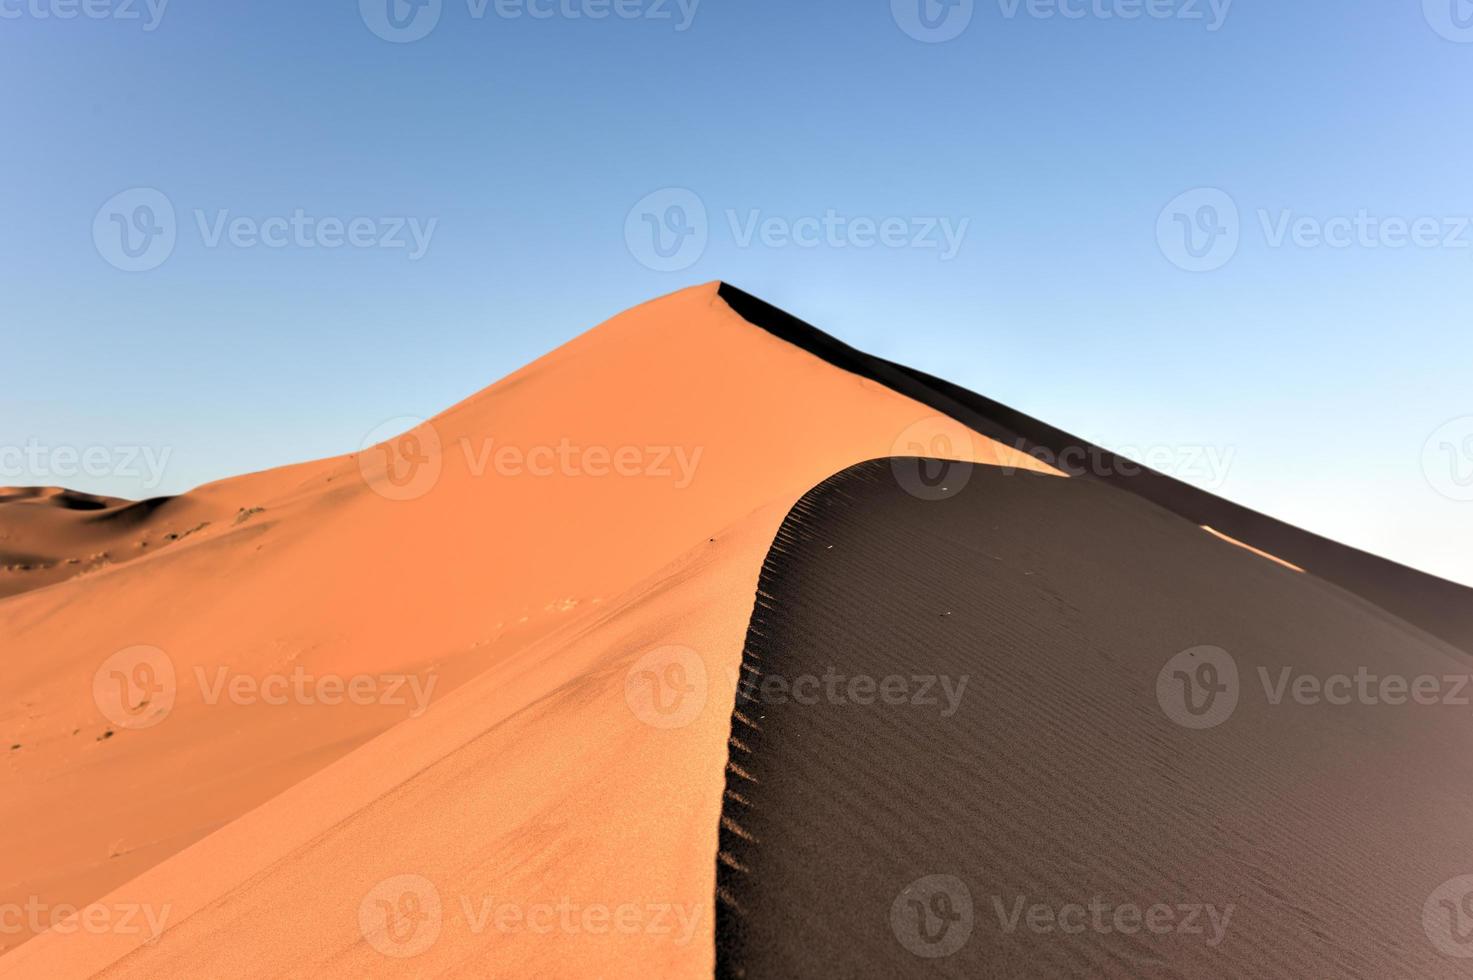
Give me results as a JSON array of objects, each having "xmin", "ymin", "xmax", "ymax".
[
  {"xmin": 717, "ymin": 460, "xmax": 1473, "ymax": 978},
  {"xmin": 0, "ymin": 283, "xmax": 1051, "ymax": 975},
  {"xmin": 10, "ymin": 281, "xmax": 1465, "ymax": 978}
]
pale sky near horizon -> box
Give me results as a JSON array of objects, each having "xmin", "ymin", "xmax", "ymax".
[{"xmin": 3, "ymin": 0, "xmax": 1472, "ymax": 586}]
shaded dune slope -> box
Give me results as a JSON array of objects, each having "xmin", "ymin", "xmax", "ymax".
[
  {"xmin": 717, "ymin": 458, "xmax": 1473, "ymax": 978},
  {"xmin": 719, "ymin": 283, "xmax": 1473, "ymax": 654}
]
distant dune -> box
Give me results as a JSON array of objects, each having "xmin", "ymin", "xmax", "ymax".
[
  {"xmin": 0, "ymin": 488, "xmax": 217, "ymax": 600},
  {"xmin": 3, "ymin": 283, "xmax": 1468, "ymax": 978}
]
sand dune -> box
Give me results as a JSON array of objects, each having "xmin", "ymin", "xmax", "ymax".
[
  {"xmin": 5, "ymin": 282, "xmax": 1467, "ymax": 978},
  {"xmin": 0, "ymin": 283, "xmax": 1050, "ymax": 972}
]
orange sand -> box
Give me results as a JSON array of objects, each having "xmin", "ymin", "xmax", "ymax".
[
  {"xmin": 0, "ymin": 283, "xmax": 1056, "ymax": 977},
  {"xmin": 1201, "ymin": 524, "xmax": 1305, "ymax": 573}
]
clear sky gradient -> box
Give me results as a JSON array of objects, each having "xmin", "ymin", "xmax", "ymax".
[{"xmin": 4, "ymin": 0, "xmax": 1471, "ymax": 585}]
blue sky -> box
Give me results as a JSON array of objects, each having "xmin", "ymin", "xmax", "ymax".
[{"xmin": 3, "ymin": 0, "xmax": 1471, "ymax": 585}]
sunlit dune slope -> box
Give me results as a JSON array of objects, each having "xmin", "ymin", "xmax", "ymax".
[{"xmin": 2, "ymin": 500, "xmax": 786, "ymax": 979}]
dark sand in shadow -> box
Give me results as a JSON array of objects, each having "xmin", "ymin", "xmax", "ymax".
[{"xmin": 718, "ymin": 459, "xmax": 1473, "ymax": 978}]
